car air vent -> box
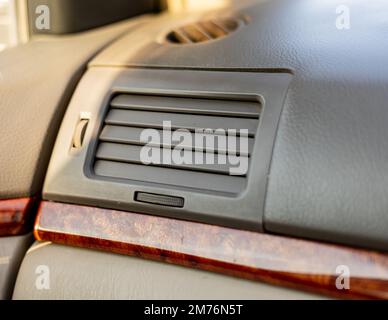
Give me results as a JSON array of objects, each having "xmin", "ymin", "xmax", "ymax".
[
  {"xmin": 165, "ymin": 17, "xmax": 244, "ymax": 44},
  {"xmin": 93, "ymin": 94, "xmax": 261, "ymax": 194}
]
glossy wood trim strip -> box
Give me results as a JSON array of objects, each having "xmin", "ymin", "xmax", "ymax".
[
  {"xmin": 35, "ymin": 201, "xmax": 388, "ymax": 299},
  {"xmin": 0, "ymin": 197, "xmax": 38, "ymax": 236}
]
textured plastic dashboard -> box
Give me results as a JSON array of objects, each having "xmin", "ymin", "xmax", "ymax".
[{"xmin": 44, "ymin": 0, "xmax": 388, "ymax": 250}]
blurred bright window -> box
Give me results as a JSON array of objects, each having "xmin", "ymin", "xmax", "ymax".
[{"xmin": 0, "ymin": 0, "xmax": 18, "ymax": 51}]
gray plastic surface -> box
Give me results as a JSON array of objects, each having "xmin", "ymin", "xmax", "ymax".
[
  {"xmin": 88, "ymin": 0, "xmax": 388, "ymax": 250},
  {"xmin": 43, "ymin": 68, "xmax": 291, "ymax": 231}
]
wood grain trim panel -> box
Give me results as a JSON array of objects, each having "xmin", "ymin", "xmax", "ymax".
[
  {"xmin": 0, "ymin": 197, "xmax": 37, "ymax": 236},
  {"xmin": 35, "ymin": 201, "xmax": 388, "ymax": 299}
]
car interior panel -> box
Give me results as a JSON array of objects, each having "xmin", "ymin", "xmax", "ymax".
[{"xmin": 0, "ymin": 0, "xmax": 387, "ymax": 302}]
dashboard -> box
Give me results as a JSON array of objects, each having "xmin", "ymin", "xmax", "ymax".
[{"xmin": 1, "ymin": 0, "xmax": 388, "ymax": 300}]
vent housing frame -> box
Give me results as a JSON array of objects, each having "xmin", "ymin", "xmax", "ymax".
[{"xmin": 43, "ymin": 68, "xmax": 292, "ymax": 232}]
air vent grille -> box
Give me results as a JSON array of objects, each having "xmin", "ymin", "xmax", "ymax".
[
  {"xmin": 93, "ymin": 94, "xmax": 261, "ymax": 194},
  {"xmin": 166, "ymin": 17, "xmax": 244, "ymax": 44}
]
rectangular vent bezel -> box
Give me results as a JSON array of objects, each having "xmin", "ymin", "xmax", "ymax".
[{"xmin": 43, "ymin": 68, "xmax": 292, "ymax": 232}]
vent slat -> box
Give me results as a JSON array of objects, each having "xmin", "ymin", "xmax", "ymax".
[
  {"xmin": 194, "ymin": 23, "xmax": 213, "ymax": 40},
  {"xmin": 208, "ymin": 20, "xmax": 229, "ymax": 35},
  {"xmin": 216, "ymin": 18, "xmax": 239, "ymax": 32},
  {"xmin": 170, "ymin": 29, "xmax": 193, "ymax": 44},
  {"xmin": 94, "ymin": 160, "xmax": 246, "ymax": 194},
  {"xmin": 199, "ymin": 21, "xmax": 227, "ymax": 38},
  {"xmin": 111, "ymin": 95, "xmax": 261, "ymax": 118},
  {"xmin": 105, "ymin": 109, "xmax": 257, "ymax": 137},
  {"xmin": 96, "ymin": 143, "xmax": 248, "ymax": 176},
  {"xmin": 100, "ymin": 126, "xmax": 254, "ymax": 156}
]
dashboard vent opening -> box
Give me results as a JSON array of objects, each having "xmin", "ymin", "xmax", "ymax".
[
  {"xmin": 166, "ymin": 17, "xmax": 244, "ymax": 44},
  {"xmin": 93, "ymin": 94, "xmax": 261, "ymax": 195}
]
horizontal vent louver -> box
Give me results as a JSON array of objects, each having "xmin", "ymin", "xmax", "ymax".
[
  {"xmin": 166, "ymin": 17, "xmax": 244, "ymax": 44},
  {"xmin": 94, "ymin": 94, "xmax": 261, "ymax": 194}
]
